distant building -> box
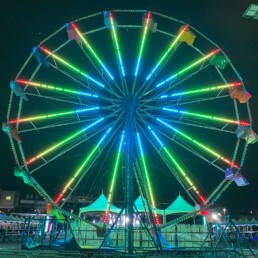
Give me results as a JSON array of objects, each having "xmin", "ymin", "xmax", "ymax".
[
  {"xmin": 0, "ymin": 189, "xmax": 94, "ymax": 214},
  {"xmin": 0, "ymin": 190, "xmax": 45, "ymax": 213},
  {"xmin": 0, "ymin": 190, "xmax": 20, "ymax": 212},
  {"xmin": 18, "ymin": 192, "xmax": 46, "ymax": 213}
]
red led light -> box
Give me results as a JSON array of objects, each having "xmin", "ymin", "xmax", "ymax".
[
  {"xmin": 183, "ymin": 24, "xmax": 189, "ymax": 30},
  {"xmin": 200, "ymin": 209, "xmax": 210, "ymax": 216},
  {"xmin": 26, "ymin": 158, "xmax": 36, "ymax": 165},
  {"xmin": 199, "ymin": 195, "xmax": 206, "ymax": 204},
  {"xmin": 232, "ymin": 82, "xmax": 242, "ymax": 87},
  {"xmin": 71, "ymin": 23, "xmax": 76, "ymax": 29},
  {"xmin": 103, "ymin": 213, "xmax": 108, "ymax": 223},
  {"xmin": 17, "ymin": 79, "xmax": 29, "ymax": 84},
  {"xmin": 55, "ymin": 194, "xmax": 62, "ymax": 204},
  {"xmin": 213, "ymin": 48, "xmax": 220, "ymax": 55},
  {"xmin": 40, "ymin": 46, "xmax": 51, "ymax": 56},
  {"xmin": 240, "ymin": 121, "xmax": 250, "ymax": 126}
]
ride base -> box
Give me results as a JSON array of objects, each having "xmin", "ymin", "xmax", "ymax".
[{"xmin": 14, "ymin": 216, "xmax": 256, "ymax": 257}]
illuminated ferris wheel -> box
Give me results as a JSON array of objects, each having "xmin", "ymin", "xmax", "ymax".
[{"xmin": 4, "ymin": 10, "xmax": 256, "ymax": 240}]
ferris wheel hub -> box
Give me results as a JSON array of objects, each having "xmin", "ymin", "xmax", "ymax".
[{"xmin": 121, "ymin": 94, "xmax": 140, "ymax": 115}]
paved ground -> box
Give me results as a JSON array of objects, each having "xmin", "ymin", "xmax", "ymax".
[
  {"xmin": 0, "ymin": 242, "xmax": 21, "ymax": 250},
  {"xmin": 0, "ymin": 241, "xmax": 258, "ymax": 257}
]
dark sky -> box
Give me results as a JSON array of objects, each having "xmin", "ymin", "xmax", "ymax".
[{"xmin": 1, "ymin": 0, "xmax": 258, "ymax": 215}]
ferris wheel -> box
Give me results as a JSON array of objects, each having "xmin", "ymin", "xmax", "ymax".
[{"xmin": 4, "ymin": 10, "xmax": 255, "ymax": 228}]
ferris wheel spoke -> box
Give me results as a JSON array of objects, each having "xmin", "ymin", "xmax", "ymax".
[
  {"xmin": 9, "ymin": 107, "xmax": 100, "ymax": 125},
  {"xmin": 150, "ymin": 92, "xmax": 234, "ymax": 111},
  {"xmin": 18, "ymin": 117, "xmax": 101, "ymax": 134},
  {"xmin": 27, "ymin": 136, "xmax": 88, "ymax": 174},
  {"xmin": 134, "ymin": 159, "xmax": 160, "ymax": 224},
  {"xmin": 96, "ymin": 95, "xmax": 122, "ymax": 105},
  {"xmin": 164, "ymin": 117, "xmax": 235, "ymax": 134},
  {"xmin": 139, "ymin": 63, "xmax": 218, "ymax": 106},
  {"xmin": 151, "ymin": 63, "xmax": 210, "ymax": 100},
  {"xmin": 139, "ymin": 104, "xmax": 237, "ymax": 135},
  {"xmin": 138, "ymin": 105, "xmax": 160, "ymax": 114},
  {"xmin": 40, "ymin": 46, "xmax": 106, "ymax": 88},
  {"xmin": 158, "ymin": 82, "xmax": 242, "ymax": 101},
  {"xmin": 136, "ymin": 120, "xmax": 197, "ymax": 204},
  {"xmin": 70, "ymin": 23, "xmax": 114, "ymax": 81},
  {"xmin": 158, "ymin": 113, "xmax": 239, "ymax": 134},
  {"xmin": 156, "ymin": 49, "xmax": 220, "ymax": 88},
  {"xmin": 104, "ymin": 131, "xmax": 125, "ymax": 222},
  {"xmin": 161, "ymin": 107, "xmax": 250, "ymax": 127},
  {"xmin": 107, "ymin": 12, "xmax": 128, "ymax": 95},
  {"xmin": 132, "ymin": 12, "xmax": 151, "ymax": 95},
  {"xmin": 16, "ymin": 79, "xmax": 99, "ymax": 99},
  {"xmin": 142, "ymin": 110, "xmax": 236, "ymax": 134},
  {"xmin": 136, "ymin": 114, "xmax": 205, "ymax": 204},
  {"xmin": 78, "ymin": 46, "xmax": 124, "ymax": 97},
  {"xmin": 25, "ymin": 117, "xmax": 104, "ymax": 165},
  {"xmin": 164, "ymin": 94, "xmax": 230, "ymax": 108},
  {"xmin": 142, "ymin": 105, "xmax": 237, "ymax": 135},
  {"xmin": 134, "ymin": 12, "xmax": 151, "ymax": 78},
  {"xmin": 47, "ymin": 62, "xmax": 120, "ymax": 100},
  {"xmin": 135, "ymin": 131, "xmax": 160, "ymax": 224},
  {"xmin": 26, "ymin": 120, "xmax": 113, "ymax": 175},
  {"xmin": 19, "ymin": 76, "xmax": 121, "ymax": 106},
  {"xmin": 70, "ymin": 23, "xmax": 125, "ymax": 97},
  {"xmin": 141, "ymin": 92, "xmax": 230, "ymax": 109},
  {"xmin": 137, "ymin": 25, "xmax": 188, "ymax": 97},
  {"xmin": 133, "ymin": 159, "xmax": 161, "ymax": 233},
  {"xmin": 145, "ymin": 124, "xmax": 206, "ymax": 204},
  {"xmin": 154, "ymin": 125, "xmax": 226, "ymax": 172},
  {"xmin": 56, "ymin": 127, "xmax": 113, "ymax": 204},
  {"xmin": 23, "ymin": 92, "xmax": 99, "ymax": 107},
  {"xmin": 59, "ymin": 115, "xmax": 125, "ymax": 206},
  {"xmin": 157, "ymin": 118, "xmax": 239, "ymax": 168}
]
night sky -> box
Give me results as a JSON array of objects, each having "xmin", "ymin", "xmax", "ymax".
[{"xmin": 1, "ymin": 0, "xmax": 258, "ymax": 215}]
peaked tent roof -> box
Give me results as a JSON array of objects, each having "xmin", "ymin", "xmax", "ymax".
[
  {"xmin": 79, "ymin": 193, "xmax": 121, "ymax": 214},
  {"xmin": 232, "ymin": 218, "xmax": 258, "ymax": 226},
  {"xmin": 165, "ymin": 195, "xmax": 194, "ymax": 215},
  {"xmin": 134, "ymin": 196, "xmax": 164, "ymax": 216}
]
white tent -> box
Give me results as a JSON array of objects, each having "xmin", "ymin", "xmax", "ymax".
[
  {"xmin": 134, "ymin": 196, "xmax": 164, "ymax": 216},
  {"xmin": 165, "ymin": 195, "xmax": 194, "ymax": 215},
  {"xmin": 79, "ymin": 192, "xmax": 121, "ymax": 215},
  {"xmin": 79, "ymin": 193, "xmax": 194, "ymax": 224}
]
